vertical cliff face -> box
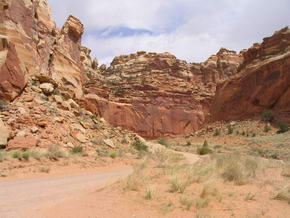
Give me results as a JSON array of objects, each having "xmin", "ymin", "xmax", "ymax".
[
  {"xmin": 3, "ymin": 0, "xmax": 290, "ymax": 139},
  {"xmin": 0, "ymin": 0, "xmax": 90, "ymax": 101},
  {"xmin": 82, "ymin": 50, "xmax": 243, "ymax": 138},
  {"xmin": 211, "ymin": 27, "xmax": 290, "ymax": 122}
]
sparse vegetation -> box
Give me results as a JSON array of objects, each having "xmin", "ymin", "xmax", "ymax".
[
  {"xmin": 158, "ymin": 138, "xmax": 168, "ymax": 147},
  {"xmin": 213, "ymin": 129, "xmax": 221, "ymax": 136},
  {"xmin": 12, "ymin": 151, "xmax": 21, "ymax": 160},
  {"xmin": 0, "ymin": 100, "xmax": 8, "ymax": 111},
  {"xmin": 46, "ymin": 144, "xmax": 66, "ymax": 160},
  {"xmin": 273, "ymin": 186, "xmax": 290, "ymax": 204},
  {"xmin": 22, "ymin": 151, "xmax": 30, "ymax": 161},
  {"xmin": 277, "ymin": 122, "xmax": 289, "ymax": 134},
  {"xmin": 185, "ymin": 141, "xmax": 192, "ymax": 146},
  {"xmin": 180, "ymin": 197, "xmax": 194, "ymax": 210},
  {"xmin": 227, "ymin": 125, "xmax": 234, "ymax": 135},
  {"xmin": 264, "ymin": 124, "xmax": 271, "ymax": 132},
  {"xmin": 71, "ymin": 146, "xmax": 83, "ymax": 154},
  {"xmin": 132, "ymin": 140, "xmax": 148, "ymax": 152},
  {"xmin": 215, "ymin": 154, "xmax": 258, "ymax": 185},
  {"xmin": 39, "ymin": 167, "xmax": 50, "ymax": 174},
  {"xmin": 145, "ymin": 188, "xmax": 154, "ymax": 200},
  {"xmin": 169, "ymin": 177, "xmax": 189, "ymax": 193},
  {"xmin": 110, "ymin": 152, "xmax": 117, "ymax": 159},
  {"xmin": 261, "ymin": 110, "xmax": 274, "ymax": 122},
  {"xmin": 197, "ymin": 140, "xmax": 212, "ymax": 155},
  {"xmin": 0, "ymin": 152, "xmax": 7, "ymax": 162}
]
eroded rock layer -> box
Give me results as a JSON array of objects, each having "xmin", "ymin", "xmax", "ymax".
[
  {"xmin": 82, "ymin": 50, "xmax": 243, "ymax": 138},
  {"xmin": 0, "ymin": 0, "xmax": 93, "ymax": 100},
  {"xmin": 211, "ymin": 27, "xmax": 290, "ymax": 123},
  {"xmin": 1, "ymin": 0, "xmax": 290, "ymax": 139}
]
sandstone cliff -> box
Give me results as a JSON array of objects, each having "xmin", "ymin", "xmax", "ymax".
[
  {"xmin": 0, "ymin": 0, "xmax": 95, "ymax": 101},
  {"xmin": 82, "ymin": 50, "xmax": 243, "ymax": 138},
  {"xmin": 1, "ymin": 0, "xmax": 289, "ymax": 140},
  {"xmin": 211, "ymin": 27, "xmax": 290, "ymax": 123}
]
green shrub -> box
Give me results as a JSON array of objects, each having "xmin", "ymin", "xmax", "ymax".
[
  {"xmin": 46, "ymin": 144, "xmax": 65, "ymax": 160},
  {"xmin": 227, "ymin": 125, "xmax": 234, "ymax": 135},
  {"xmin": 71, "ymin": 146, "xmax": 83, "ymax": 154},
  {"xmin": 185, "ymin": 142, "xmax": 192, "ymax": 146},
  {"xmin": 264, "ymin": 125, "xmax": 271, "ymax": 132},
  {"xmin": 110, "ymin": 152, "xmax": 117, "ymax": 159},
  {"xmin": 0, "ymin": 100, "xmax": 8, "ymax": 111},
  {"xmin": 213, "ymin": 129, "xmax": 221, "ymax": 136},
  {"xmin": 180, "ymin": 197, "xmax": 194, "ymax": 210},
  {"xmin": 145, "ymin": 188, "xmax": 154, "ymax": 200},
  {"xmin": 277, "ymin": 122, "xmax": 289, "ymax": 134},
  {"xmin": 12, "ymin": 151, "xmax": 21, "ymax": 160},
  {"xmin": 22, "ymin": 152, "xmax": 30, "ymax": 161},
  {"xmin": 158, "ymin": 138, "xmax": 168, "ymax": 147},
  {"xmin": 169, "ymin": 177, "xmax": 189, "ymax": 193},
  {"xmin": 261, "ymin": 110, "xmax": 274, "ymax": 122},
  {"xmin": 197, "ymin": 140, "xmax": 212, "ymax": 155},
  {"xmin": 0, "ymin": 152, "xmax": 7, "ymax": 162},
  {"xmin": 132, "ymin": 140, "xmax": 148, "ymax": 152}
]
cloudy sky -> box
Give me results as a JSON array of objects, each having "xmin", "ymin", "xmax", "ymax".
[{"xmin": 47, "ymin": 0, "xmax": 290, "ymax": 64}]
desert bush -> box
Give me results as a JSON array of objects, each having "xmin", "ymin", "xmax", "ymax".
[
  {"xmin": 244, "ymin": 192, "xmax": 256, "ymax": 201},
  {"xmin": 158, "ymin": 138, "xmax": 168, "ymax": 147},
  {"xmin": 39, "ymin": 167, "xmax": 50, "ymax": 173},
  {"xmin": 30, "ymin": 150, "xmax": 42, "ymax": 160},
  {"xmin": 185, "ymin": 141, "xmax": 192, "ymax": 146},
  {"xmin": 123, "ymin": 171, "xmax": 147, "ymax": 191},
  {"xmin": 0, "ymin": 100, "xmax": 8, "ymax": 111},
  {"xmin": 273, "ymin": 186, "xmax": 290, "ymax": 204},
  {"xmin": 71, "ymin": 146, "xmax": 83, "ymax": 154},
  {"xmin": 213, "ymin": 129, "xmax": 221, "ymax": 136},
  {"xmin": 22, "ymin": 151, "xmax": 30, "ymax": 161},
  {"xmin": 145, "ymin": 187, "xmax": 154, "ymax": 200},
  {"xmin": 214, "ymin": 154, "xmax": 258, "ymax": 185},
  {"xmin": 46, "ymin": 144, "xmax": 65, "ymax": 160},
  {"xmin": 12, "ymin": 151, "xmax": 21, "ymax": 160},
  {"xmin": 0, "ymin": 152, "xmax": 7, "ymax": 162},
  {"xmin": 180, "ymin": 197, "xmax": 194, "ymax": 210},
  {"xmin": 261, "ymin": 110, "xmax": 274, "ymax": 122},
  {"xmin": 121, "ymin": 138, "xmax": 128, "ymax": 144},
  {"xmin": 264, "ymin": 125, "xmax": 271, "ymax": 132},
  {"xmin": 132, "ymin": 140, "xmax": 148, "ymax": 152},
  {"xmin": 227, "ymin": 125, "xmax": 234, "ymax": 135},
  {"xmin": 197, "ymin": 140, "xmax": 212, "ymax": 155},
  {"xmin": 110, "ymin": 152, "xmax": 117, "ymax": 159},
  {"xmin": 277, "ymin": 122, "xmax": 289, "ymax": 134},
  {"xmin": 169, "ymin": 177, "xmax": 189, "ymax": 193}
]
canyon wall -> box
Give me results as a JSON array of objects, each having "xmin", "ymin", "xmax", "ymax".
[
  {"xmin": 1, "ymin": 0, "xmax": 290, "ymax": 139},
  {"xmin": 211, "ymin": 27, "xmax": 290, "ymax": 123},
  {"xmin": 82, "ymin": 50, "xmax": 243, "ymax": 138}
]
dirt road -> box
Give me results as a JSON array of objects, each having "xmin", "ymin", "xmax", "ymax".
[{"xmin": 0, "ymin": 168, "xmax": 132, "ymax": 218}]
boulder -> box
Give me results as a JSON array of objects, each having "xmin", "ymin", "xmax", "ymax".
[
  {"xmin": 39, "ymin": 83, "xmax": 54, "ymax": 95},
  {"xmin": 7, "ymin": 135, "xmax": 38, "ymax": 150},
  {"xmin": 0, "ymin": 119, "xmax": 10, "ymax": 147}
]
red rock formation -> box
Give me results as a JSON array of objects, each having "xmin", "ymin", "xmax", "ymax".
[
  {"xmin": 0, "ymin": 36, "xmax": 26, "ymax": 101},
  {"xmin": 0, "ymin": 0, "xmax": 88, "ymax": 100},
  {"xmin": 211, "ymin": 27, "xmax": 290, "ymax": 123},
  {"xmin": 83, "ymin": 50, "xmax": 243, "ymax": 138}
]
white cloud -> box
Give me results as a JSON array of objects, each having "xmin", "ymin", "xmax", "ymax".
[{"xmin": 47, "ymin": 0, "xmax": 290, "ymax": 64}]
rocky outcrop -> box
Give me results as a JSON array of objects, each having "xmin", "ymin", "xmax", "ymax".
[
  {"xmin": 0, "ymin": 118, "xmax": 10, "ymax": 147},
  {"xmin": 0, "ymin": 36, "xmax": 26, "ymax": 101},
  {"xmin": 4, "ymin": 0, "xmax": 290, "ymax": 140},
  {"xmin": 83, "ymin": 50, "xmax": 243, "ymax": 138},
  {"xmin": 0, "ymin": 0, "xmax": 89, "ymax": 101},
  {"xmin": 211, "ymin": 27, "xmax": 290, "ymax": 122}
]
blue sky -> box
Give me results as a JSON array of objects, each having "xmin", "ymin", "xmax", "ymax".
[{"xmin": 47, "ymin": 0, "xmax": 290, "ymax": 64}]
